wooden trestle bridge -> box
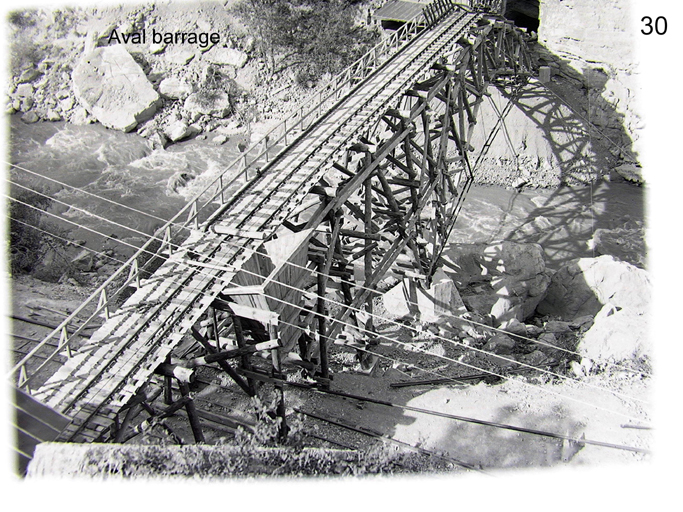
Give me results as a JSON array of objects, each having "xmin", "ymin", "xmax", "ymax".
[{"xmin": 11, "ymin": 0, "xmax": 533, "ymax": 469}]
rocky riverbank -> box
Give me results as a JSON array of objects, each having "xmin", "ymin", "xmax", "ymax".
[
  {"xmin": 7, "ymin": 2, "xmax": 332, "ymax": 150},
  {"xmin": 8, "ymin": 1, "xmax": 644, "ymax": 188}
]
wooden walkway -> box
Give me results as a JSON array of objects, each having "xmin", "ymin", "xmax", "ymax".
[{"xmin": 29, "ymin": 8, "xmax": 482, "ymax": 443}]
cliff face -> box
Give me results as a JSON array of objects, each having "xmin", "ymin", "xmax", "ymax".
[
  {"xmin": 537, "ymin": 0, "xmax": 641, "ymax": 161},
  {"xmin": 469, "ymin": 0, "xmax": 642, "ymax": 187}
]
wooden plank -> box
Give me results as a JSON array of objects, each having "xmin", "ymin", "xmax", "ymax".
[
  {"xmin": 229, "ymin": 303, "xmax": 279, "ymax": 326},
  {"xmin": 14, "ymin": 388, "xmax": 70, "ymax": 432},
  {"xmin": 14, "ymin": 409, "xmax": 62, "ymax": 441}
]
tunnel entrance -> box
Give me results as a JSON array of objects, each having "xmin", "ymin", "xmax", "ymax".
[{"xmin": 504, "ymin": 0, "xmax": 540, "ymax": 33}]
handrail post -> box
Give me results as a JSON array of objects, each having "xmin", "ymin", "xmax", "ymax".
[
  {"xmin": 18, "ymin": 365, "xmax": 28, "ymax": 389},
  {"xmin": 60, "ymin": 325, "xmax": 72, "ymax": 358},
  {"xmin": 128, "ymin": 258, "xmax": 140, "ymax": 288},
  {"xmin": 98, "ymin": 289, "xmax": 110, "ymax": 320},
  {"xmin": 164, "ymin": 226, "xmax": 173, "ymax": 255},
  {"xmin": 218, "ymin": 175, "xmax": 225, "ymax": 204}
]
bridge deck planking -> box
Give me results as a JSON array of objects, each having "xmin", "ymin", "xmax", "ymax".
[
  {"xmin": 63, "ymin": 241, "xmax": 263, "ymax": 441},
  {"xmin": 33, "ymin": 9, "xmax": 483, "ymax": 440},
  {"xmin": 215, "ymin": 11, "xmax": 475, "ymax": 235},
  {"xmin": 57, "ymin": 248, "xmax": 246, "ymax": 441},
  {"xmin": 37, "ymin": 233, "xmax": 227, "ymax": 407},
  {"xmin": 32, "ymin": 230, "xmax": 216, "ymax": 400}
]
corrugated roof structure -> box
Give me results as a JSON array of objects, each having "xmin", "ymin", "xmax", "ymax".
[{"xmin": 374, "ymin": 0, "xmax": 426, "ymax": 22}]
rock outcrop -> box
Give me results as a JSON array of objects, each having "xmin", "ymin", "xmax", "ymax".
[
  {"xmin": 158, "ymin": 77, "xmax": 192, "ymax": 100},
  {"xmin": 184, "ymin": 90, "xmax": 232, "ymax": 118},
  {"xmin": 538, "ymin": 0, "xmax": 642, "ymax": 168},
  {"xmin": 587, "ymin": 225, "xmax": 646, "ymax": 268},
  {"xmin": 163, "ymin": 120, "xmax": 200, "ymax": 142},
  {"xmin": 72, "ymin": 45, "xmax": 160, "ymax": 132},
  {"xmin": 204, "ymin": 47, "xmax": 248, "ymax": 68},
  {"xmin": 537, "ymin": 254, "xmax": 651, "ymax": 362},
  {"xmin": 579, "ymin": 302, "xmax": 650, "ymax": 362},
  {"xmin": 382, "ymin": 268, "xmax": 466, "ymax": 322},
  {"xmin": 536, "ymin": 254, "xmax": 650, "ymax": 320},
  {"xmin": 442, "ymin": 242, "xmax": 552, "ymax": 327},
  {"xmin": 467, "ymin": 84, "xmax": 604, "ymax": 187}
]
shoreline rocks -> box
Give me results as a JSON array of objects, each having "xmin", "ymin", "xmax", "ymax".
[
  {"xmin": 536, "ymin": 254, "xmax": 651, "ymax": 363},
  {"xmin": 72, "ymin": 45, "xmax": 161, "ymax": 132},
  {"xmin": 537, "ymin": 254, "xmax": 650, "ymax": 320},
  {"xmin": 442, "ymin": 242, "xmax": 552, "ymax": 328}
]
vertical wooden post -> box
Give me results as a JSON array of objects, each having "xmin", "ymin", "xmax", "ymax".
[
  {"xmin": 115, "ymin": 404, "xmax": 142, "ymax": 443},
  {"xmin": 408, "ymin": 278, "xmax": 420, "ymax": 321},
  {"xmin": 316, "ymin": 266, "xmax": 330, "ymax": 386},
  {"xmin": 230, "ymin": 311, "xmax": 256, "ymax": 396},
  {"xmin": 211, "ymin": 307, "xmax": 221, "ymax": 351},
  {"xmin": 111, "ymin": 414, "xmax": 120, "ymax": 441},
  {"xmin": 268, "ymin": 323, "xmax": 287, "ymax": 441},
  {"xmin": 219, "ymin": 175, "xmax": 225, "ymax": 204},
  {"xmin": 163, "ymin": 354, "xmax": 173, "ymax": 405},
  {"xmin": 179, "ymin": 381, "xmax": 204, "ymax": 444},
  {"xmin": 363, "ymin": 173, "xmax": 375, "ymax": 342}
]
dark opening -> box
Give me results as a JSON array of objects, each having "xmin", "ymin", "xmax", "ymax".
[
  {"xmin": 381, "ymin": 19, "xmax": 407, "ymax": 31},
  {"xmin": 504, "ymin": 0, "xmax": 540, "ymax": 33}
]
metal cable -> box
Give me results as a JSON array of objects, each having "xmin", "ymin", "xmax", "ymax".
[
  {"xmin": 7, "ymin": 191, "xmax": 650, "ymax": 411},
  {"xmin": 6, "ymin": 167, "xmax": 649, "ymax": 377}
]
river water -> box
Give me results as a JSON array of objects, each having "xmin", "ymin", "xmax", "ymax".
[
  {"xmin": 8, "ymin": 116, "xmax": 645, "ymax": 268},
  {"xmin": 8, "ymin": 116, "xmax": 247, "ymax": 255}
]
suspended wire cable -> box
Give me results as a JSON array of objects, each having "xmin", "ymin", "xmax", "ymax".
[
  {"xmin": 198, "ymin": 310, "xmax": 652, "ymax": 445},
  {"xmin": 5, "ymin": 196, "xmax": 237, "ymax": 377},
  {"xmin": 8, "ymin": 179, "xmax": 170, "ymax": 242},
  {"xmin": 7, "ymin": 219, "xmax": 650, "ymax": 434},
  {"xmin": 7, "ymin": 162, "xmax": 173, "ymax": 225},
  {"xmin": 7, "ymin": 189, "xmax": 650, "ymax": 413},
  {"xmin": 11, "ymin": 208, "xmax": 648, "ymax": 430},
  {"xmin": 245, "ymin": 299, "xmax": 651, "ymax": 424},
  {"xmin": 176, "ymin": 252, "xmax": 651, "ymax": 407},
  {"xmin": 5, "ymin": 15, "xmax": 609, "ymax": 417},
  {"xmin": 286, "ymin": 381, "xmax": 650, "ymax": 454},
  {"xmin": 6, "ymin": 75, "xmax": 650, "ymax": 423},
  {"xmin": 7, "ymin": 195, "xmax": 157, "ymax": 256},
  {"xmin": 6, "ymin": 167, "xmax": 649, "ymax": 378},
  {"xmin": 8, "ymin": 178, "xmax": 649, "ymax": 427}
]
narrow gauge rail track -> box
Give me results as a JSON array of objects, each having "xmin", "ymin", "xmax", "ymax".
[{"xmin": 29, "ymin": 6, "xmax": 484, "ymax": 443}]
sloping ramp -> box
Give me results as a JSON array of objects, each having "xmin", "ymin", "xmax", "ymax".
[{"xmin": 12, "ymin": 387, "xmax": 70, "ymax": 475}]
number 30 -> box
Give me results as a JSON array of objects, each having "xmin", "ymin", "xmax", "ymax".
[{"xmin": 641, "ymin": 16, "xmax": 667, "ymax": 35}]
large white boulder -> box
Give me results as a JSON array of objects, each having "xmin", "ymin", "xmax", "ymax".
[
  {"xmin": 579, "ymin": 302, "xmax": 651, "ymax": 362},
  {"xmin": 382, "ymin": 268, "xmax": 466, "ymax": 322},
  {"xmin": 159, "ymin": 77, "xmax": 192, "ymax": 100},
  {"xmin": 72, "ymin": 45, "xmax": 160, "ymax": 132},
  {"xmin": 204, "ymin": 47, "xmax": 248, "ymax": 68}
]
